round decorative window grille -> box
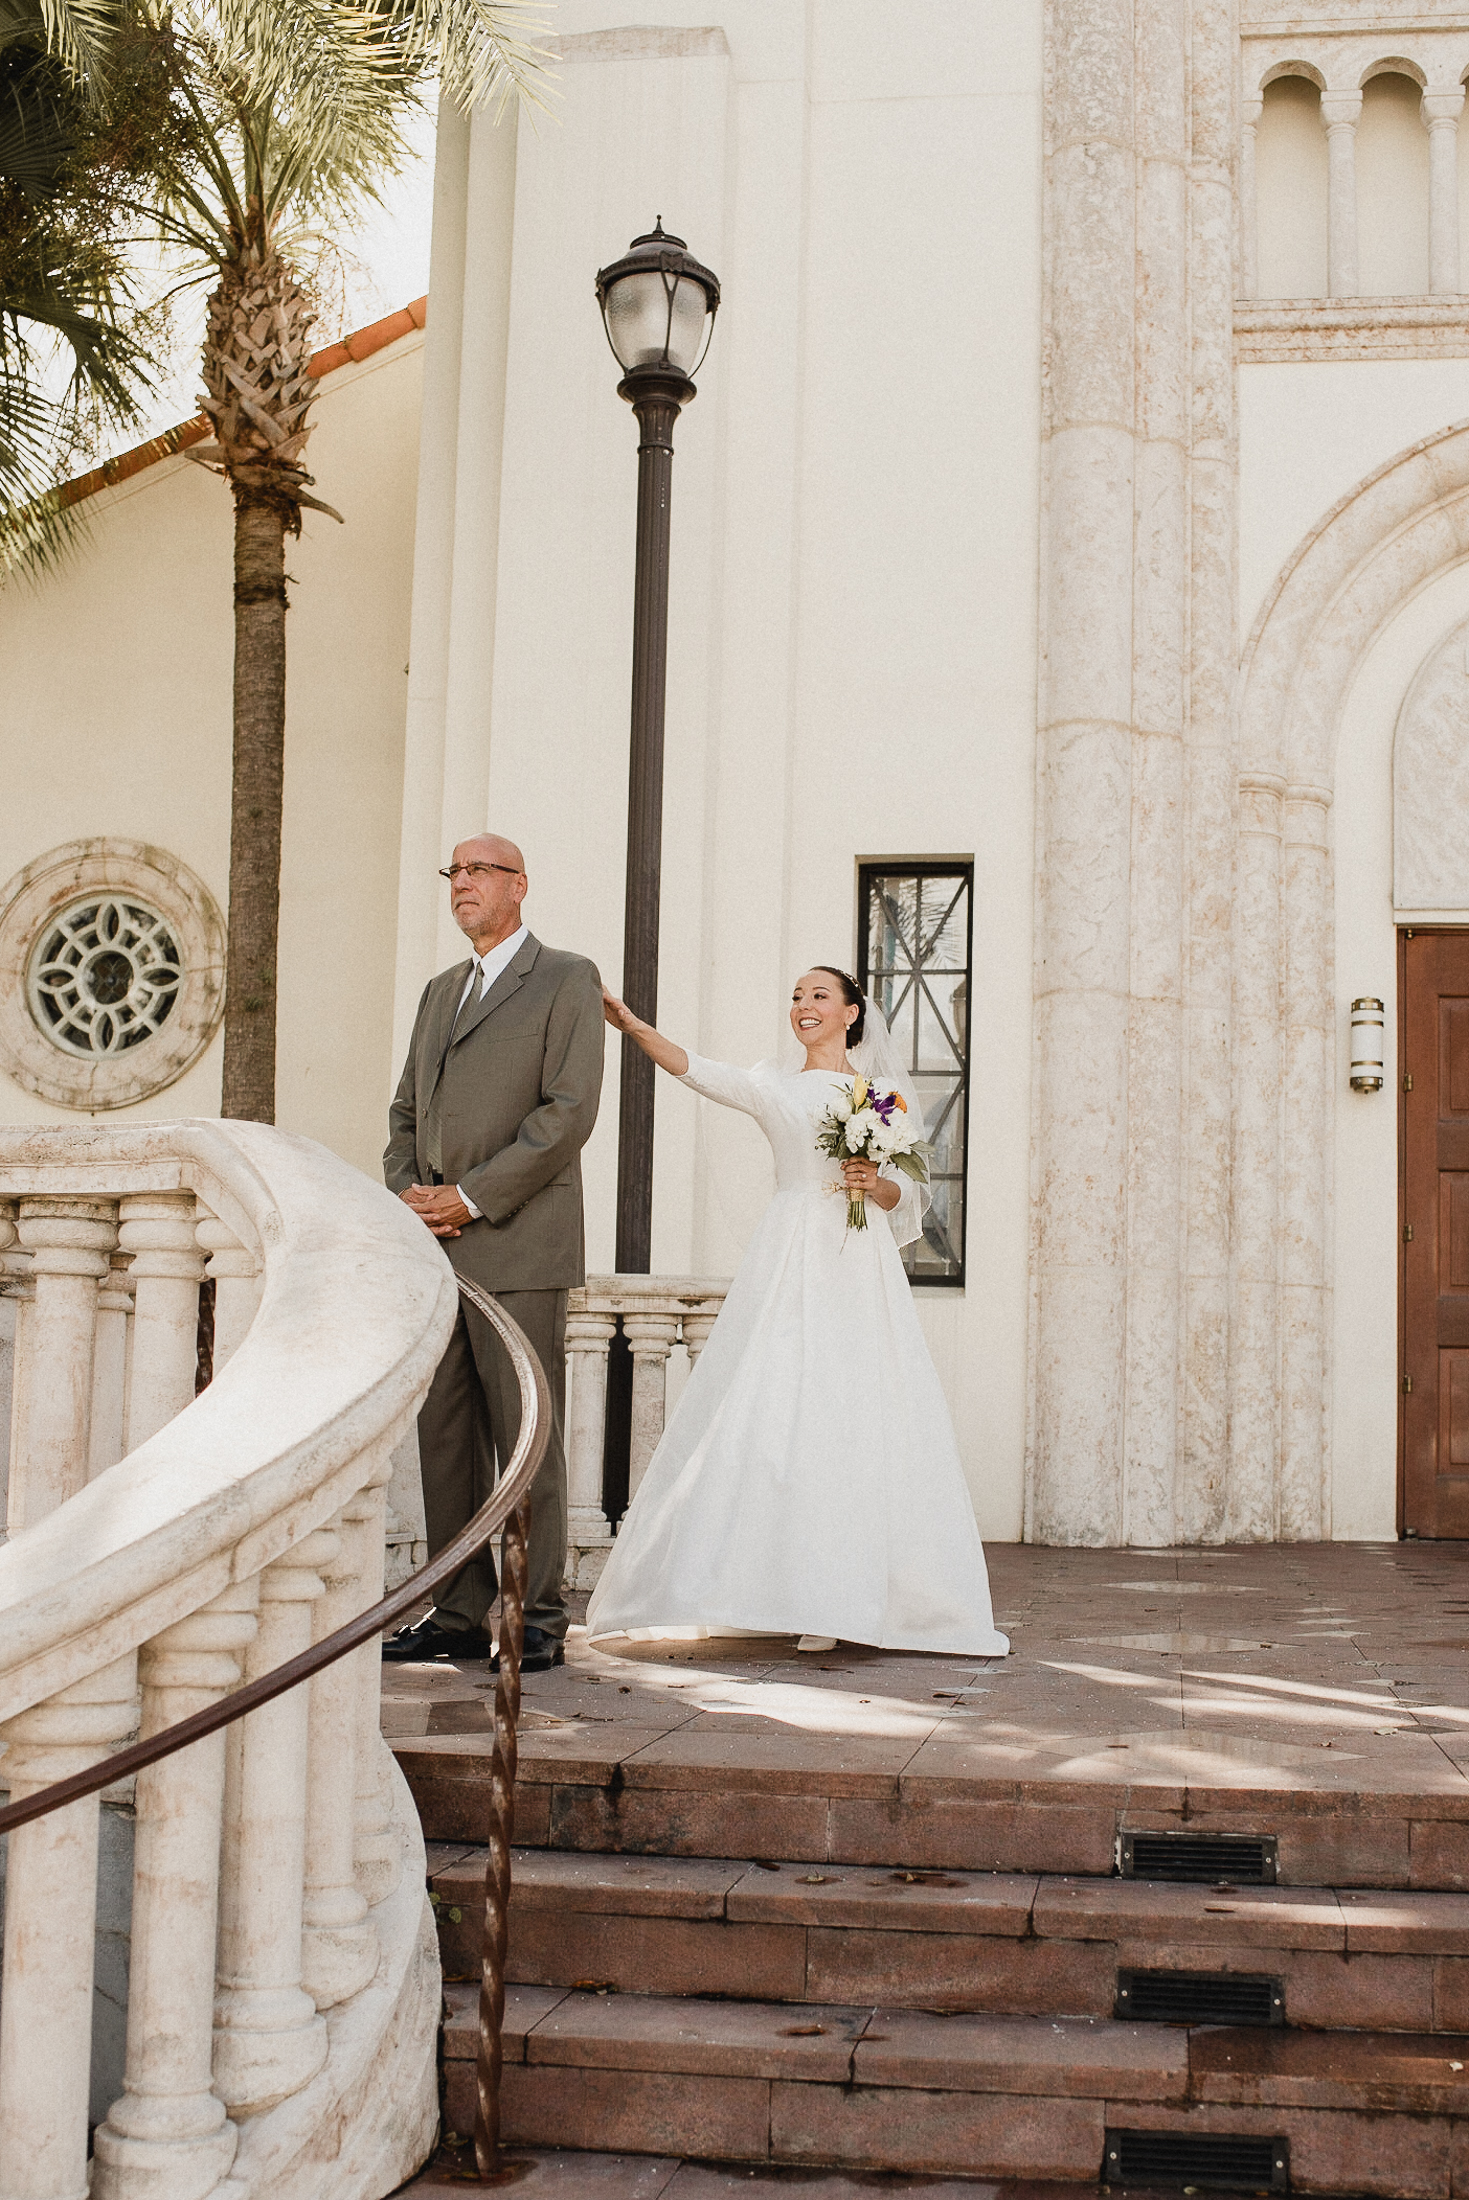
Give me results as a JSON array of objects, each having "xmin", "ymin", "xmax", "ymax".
[
  {"xmin": 0, "ymin": 839, "xmax": 225, "ymax": 1110},
  {"xmin": 27, "ymin": 896, "xmax": 183, "ymax": 1057}
]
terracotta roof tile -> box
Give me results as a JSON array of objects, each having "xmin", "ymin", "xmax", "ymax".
[{"xmin": 59, "ymin": 294, "xmax": 429, "ymax": 511}]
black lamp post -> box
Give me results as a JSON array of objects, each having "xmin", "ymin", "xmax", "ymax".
[{"xmin": 596, "ymin": 220, "xmax": 720, "ymax": 1275}]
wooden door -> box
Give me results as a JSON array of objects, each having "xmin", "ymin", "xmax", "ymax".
[{"xmin": 1402, "ymin": 929, "xmax": 1469, "ymax": 1537}]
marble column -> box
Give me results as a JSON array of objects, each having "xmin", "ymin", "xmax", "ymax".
[
  {"xmin": 1423, "ymin": 87, "xmax": 1465, "ymax": 295},
  {"xmin": 195, "ymin": 1212, "xmax": 262, "ymax": 1372},
  {"xmin": 92, "ymin": 1590, "xmax": 257, "ymax": 2200},
  {"xmin": 1030, "ymin": 0, "xmax": 1137, "ymax": 1546},
  {"xmin": 565, "ymin": 1309, "xmax": 615, "ymax": 1548},
  {"xmin": 87, "ymin": 1250, "xmax": 135, "ymax": 1479},
  {"xmin": 623, "ymin": 1312, "xmax": 679, "ymax": 1502},
  {"xmin": 10, "ymin": 1197, "xmax": 115, "ymax": 1528},
  {"xmin": 1279, "ymin": 785, "xmax": 1333, "ymax": 1539},
  {"xmin": 301, "ymin": 1510, "xmax": 378, "ymax": 2009},
  {"xmin": 119, "ymin": 1193, "xmax": 205, "ymax": 1451},
  {"xmin": 0, "ymin": 1656, "xmax": 139, "ymax": 2200},
  {"xmin": 1321, "ymin": 91, "xmax": 1362, "ymax": 298},
  {"xmin": 212, "ymin": 1539, "xmax": 332, "ymax": 2114}
]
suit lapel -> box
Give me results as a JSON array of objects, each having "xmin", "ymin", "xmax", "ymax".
[{"xmin": 449, "ymin": 933, "xmax": 541, "ymax": 1051}]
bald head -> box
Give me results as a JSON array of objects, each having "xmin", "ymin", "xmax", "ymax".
[{"xmin": 446, "ymin": 830, "xmax": 528, "ymax": 953}]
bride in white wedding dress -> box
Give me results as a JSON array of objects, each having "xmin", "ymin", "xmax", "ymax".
[{"xmin": 585, "ymin": 967, "xmax": 1009, "ymax": 1658}]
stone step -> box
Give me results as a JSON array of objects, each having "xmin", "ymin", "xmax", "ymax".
[
  {"xmin": 427, "ymin": 1843, "xmax": 1469, "ymax": 2033},
  {"xmin": 393, "ymin": 1731, "xmax": 1469, "ymax": 1892},
  {"xmin": 441, "ymin": 1982, "xmax": 1469, "ymax": 2194}
]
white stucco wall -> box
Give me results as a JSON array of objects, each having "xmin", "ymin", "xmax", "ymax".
[
  {"xmin": 0, "ymin": 335, "xmax": 423, "ymax": 1180},
  {"xmin": 402, "ymin": 0, "xmax": 1043, "ymax": 1539}
]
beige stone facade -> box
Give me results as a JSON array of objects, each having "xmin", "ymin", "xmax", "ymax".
[{"xmin": 7, "ymin": 4, "xmax": 1469, "ymax": 1546}]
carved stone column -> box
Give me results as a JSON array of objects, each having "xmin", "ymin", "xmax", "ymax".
[
  {"xmin": 1229, "ymin": 774, "xmax": 1285, "ymax": 1539},
  {"xmin": 88, "ymin": 1251, "xmax": 136, "ymax": 1479},
  {"xmin": 565, "ymin": 1307, "xmax": 615, "ymax": 1546},
  {"xmin": 11, "ymin": 1197, "xmax": 116, "ymax": 1528},
  {"xmin": 301, "ymin": 1508, "xmax": 378, "ymax": 2008},
  {"xmin": 681, "ymin": 1308, "xmax": 719, "ymax": 1366},
  {"xmin": 346, "ymin": 1454, "xmax": 400, "ymax": 1907},
  {"xmin": 212, "ymin": 1538, "xmax": 332, "ymax": 2113},
  {"xmin": 1321, "ymin": 91, "xmax": 1362, "ymax": 298},
  {"xmin": 1423, "ymin": 87, "xmax": 1465, "ymax": 295},
  {"xmin": 1280, "ymin": 785, "xmax": 1333, "ymax": 1539},
  {"xmin": 195, "ymin": 1211, "xmax": 262, "ymax": 1372},
  {"xmin": 0, "ymin": 1655, "xmax": 138, "ymax": 2200},
  {"xmin": 92, "ymin": 1590, "xmax": 257, "ymax": 2200},
  {"xmin": 623, "ymin": 1311, "xmax": 678, "ymax": 1501},
  {"xmin": 119, "ymin": 1193, "xmax": 205, "ymax": 1450}
]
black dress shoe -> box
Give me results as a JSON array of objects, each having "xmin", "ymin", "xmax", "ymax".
[
  {"xmin": 382, "ymin": 1612, "xmax": 494, "ymax": 1663},
  {"xmin": 489, "ymin": 1624, "xmax": 565, "ymax": 1675}
]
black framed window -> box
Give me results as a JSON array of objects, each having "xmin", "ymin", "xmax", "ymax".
[{"xmin": 857, "ymin": 861, "xmax": 973, "ymax": 1286}]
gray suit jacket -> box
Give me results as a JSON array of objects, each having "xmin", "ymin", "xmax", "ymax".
[{"xmin": 384, "ymin": 933, "xmax": 605, "ymax": 1292}]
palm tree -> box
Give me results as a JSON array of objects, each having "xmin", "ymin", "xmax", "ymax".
[
  {"xmin": 0, "ymin": 0, "xmax": 178, "ymax": 572},
  {"xmin": 38, "ymin": 0, "xmax": 551, "ymax": 1120}
]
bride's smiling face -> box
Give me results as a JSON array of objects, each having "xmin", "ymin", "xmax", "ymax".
[{"xmin": 790, "ymin": 971, "xmax": 856, "ymax": 1058}]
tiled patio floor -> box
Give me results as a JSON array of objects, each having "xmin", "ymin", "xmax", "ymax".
[
  {"xmin": 396, "ymin": 2148, "xmax": 1185, "ymax": 2197},
  {"xmin": 383, "ymin": 1542, "xmax": 1469, "ymax": 1802}
]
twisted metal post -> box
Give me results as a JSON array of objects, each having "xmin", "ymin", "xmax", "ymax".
[{"xmin": 474, "ymin": 1489, "xmax": 530, "ymax": 2176}]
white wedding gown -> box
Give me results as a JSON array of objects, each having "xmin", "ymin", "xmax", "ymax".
[{"xmin": 585, "ymin": 1054, "xmax": 1009, "ymax": 1655}]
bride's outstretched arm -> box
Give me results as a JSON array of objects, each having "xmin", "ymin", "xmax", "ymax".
[{"xmin": 602, "ymin": 989, "xmax": 689, "ymax": 1076}]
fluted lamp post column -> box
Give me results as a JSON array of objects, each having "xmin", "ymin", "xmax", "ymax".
[{"xmin": 595, "ymin": 220, "xmax": 720, "ymax": 1274}]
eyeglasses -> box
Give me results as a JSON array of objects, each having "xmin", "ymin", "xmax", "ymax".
[{"xmin": 439, "ymin": 862, "xmax": 523, "ymax": 883}]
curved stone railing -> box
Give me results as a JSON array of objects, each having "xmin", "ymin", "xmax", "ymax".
[{"xmin": 0, "ymin": 1119, "xmax": 460, "ymax": 2200}]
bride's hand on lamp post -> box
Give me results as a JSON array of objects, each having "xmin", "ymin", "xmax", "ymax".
[
  {"xmin": 841, "ymin": 1156, "xmax": 901, "ymax": 1213},
  {"xmin": 602, "ymin": 987, "xmax": 689, "ymax": 1077}
]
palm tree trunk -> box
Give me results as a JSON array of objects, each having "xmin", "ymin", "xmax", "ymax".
[{"xmin": 220, "ymin": 489, "xmax": 287, "ymax": 1120}]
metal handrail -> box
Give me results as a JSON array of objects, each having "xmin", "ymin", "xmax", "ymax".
[{"xmin": 0, "ymin": 1274, "xmax": 546, "ymax": 2179}]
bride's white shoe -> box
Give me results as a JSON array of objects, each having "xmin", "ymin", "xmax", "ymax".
[{"xmin": 796, "ymin": 1634, "xmax": 838, "ymax": 1653}]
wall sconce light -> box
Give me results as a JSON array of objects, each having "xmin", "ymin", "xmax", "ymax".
[{"xmin": 1350, "ymin": 997, "xmax": 1385, "ymax": 1091}]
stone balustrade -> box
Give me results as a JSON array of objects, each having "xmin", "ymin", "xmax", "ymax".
[
  {"xmin": 0, "ymin": 1120, "xmax": 458, "ymax": 2200},
  {"xmin": 565, "ymin": 1274, "xmax": 729, "ymax": 1587}
]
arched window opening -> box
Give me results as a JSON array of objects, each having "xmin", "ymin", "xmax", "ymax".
[
  {"xmin": 1357, "ymin": 71, "xmax": 1431, "ymax": 294},
  {"xmin": 1256, "ymin": 76, "xmax": 1328, "ymax": 297}
]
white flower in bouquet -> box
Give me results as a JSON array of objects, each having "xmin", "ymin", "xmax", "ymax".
[{"xmin": 813, "ymin": 1075, "xmax": 932, "ymax": 1237}]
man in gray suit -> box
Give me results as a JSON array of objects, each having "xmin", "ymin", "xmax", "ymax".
[{"xmin": 382, "ymin": 833, "xmax": 604, "ymax": 1670}]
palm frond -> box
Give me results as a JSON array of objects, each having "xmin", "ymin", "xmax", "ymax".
[
  {"xmin": 35, "ymin": 0, "xmax": 115, "ymax": 91},
  {"xmin": 387, "ymin": 0, "xmax": 556, "ymax": 116}
]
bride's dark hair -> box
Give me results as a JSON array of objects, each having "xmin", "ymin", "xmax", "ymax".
[{"xmin": 814, "ymin": 966, "xmax": 866, "ymax": 1048}]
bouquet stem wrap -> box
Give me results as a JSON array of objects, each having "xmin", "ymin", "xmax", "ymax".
[{"xmin": 847, "ymin": 1186, "xmax": 868, "ymax": 1232}]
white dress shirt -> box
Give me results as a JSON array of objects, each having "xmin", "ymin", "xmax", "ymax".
[{"xmin": 453, "ymin": 924, "xmax": 528, "ymax": 1218}]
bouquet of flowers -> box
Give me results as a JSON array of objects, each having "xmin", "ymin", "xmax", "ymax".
[{"xmin": 814, "ymin": 1074, "xmax": 931, "ymax": 1234}]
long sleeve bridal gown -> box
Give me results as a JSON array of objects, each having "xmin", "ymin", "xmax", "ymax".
[{"xmin": 585, "ymin": 1054, "xmax": 1009, "ymax": 1656}]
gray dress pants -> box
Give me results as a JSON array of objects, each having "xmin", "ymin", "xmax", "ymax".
[{"xmin": 415, "ymin": 1287, "xmax": 569, "ymax": 1639}]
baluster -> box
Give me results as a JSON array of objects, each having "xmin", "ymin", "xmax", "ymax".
[
  {"xmin": 194, "ymin": 1212, "xmax": 262, "ymax": 1372},
  {"xmin": 0, "ymin": 1654, "xmax": 139, "ymax": 2200},
  {"xmin": 0, "ymin": 1196, "xmax": 19, "ymax": 1532},
  {"xmin": 623, "ymin": 1311, "xmax": 678, "ymax": 1502},
  {"xmin": 88, "ymin": 1251, "xmax": 135, "ymax": 1479},
  {"xmin": 212, "ymin": 1538, "xmax": 334, "ymax": 2113},
  {"xmin": 10, "ymin": 1197, "xmax": 116, "ymax": 1529},
  {"xmin": 565, "ymin": 1305, "xmax": 615, "ymax": 1552},
  {"xmin": 119, "ymin": 1194, "xmax": 206, "ymax": 1450},
  {"xmin": 301, "ymin": 1505, "xmax": 378, "ymax": 2007},
  {"xmin": 92, "ymin": 1588, "xmax": 258, "ymax": 2200},
  {"xmin": 680, "ymin": 1305, "xmax": 720, "ymax": 1368},
  {"xmin": 347, "ymin": 1455, "xmax": 401, "ymax": 1906}
]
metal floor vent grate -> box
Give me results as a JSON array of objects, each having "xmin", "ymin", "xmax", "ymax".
[
  {"xmin": 1118, "ymin": 1831, "xmax": 1278, "ymax": 1884},
  {"xmin": 1116, "ymin": 1968, "xmax": 1285, "ymax": 2025},
  {"xmin": 1105, "ymin": 2129, "xmax": 1289, "ymax": 2192}
]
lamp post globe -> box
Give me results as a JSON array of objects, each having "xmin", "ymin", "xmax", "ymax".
[{"xmin": 597, "ymin": 221, "xmax": 720, "ymax": 1281}]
